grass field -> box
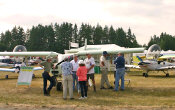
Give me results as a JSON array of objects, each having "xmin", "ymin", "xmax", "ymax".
[{"xmin": 1, "ymin": 70, "xmax": 175, "ymax": 109}]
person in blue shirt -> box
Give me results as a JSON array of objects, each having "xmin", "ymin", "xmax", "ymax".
[
  {"xmin": 114, "ymin": 53, "xmax": 125, "ymax": 91},
  {"xmin": 61, "ymin": 58, "xmax": 74, "ymax": 100}
]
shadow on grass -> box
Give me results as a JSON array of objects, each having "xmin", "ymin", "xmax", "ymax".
[
  {"xmin": 0, "ymin": 77, "xmax": 18, "ymax": 80},
  {"xmin": 130, "ymin": 74, "xmax": 175, "ymax": 79},
  {"xmin": 124, "ymin": 87, "xmax": 175, "ymax": 97}
]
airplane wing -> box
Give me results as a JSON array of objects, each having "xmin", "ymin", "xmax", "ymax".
[
  {"xmin": 125, "ymin": 64, "xmax": 140, "ymax": 69},
  {"xmin": 0, "ymin": 63, "xmax": 14, "ymax": 67},
  {"xmin": 159, "ymin": 55, "xmax": 175, "ymax": 59},
  {"xmin": 157, "ymin": 66, "xmax": 175, "ymax": 70},
  {"xmin": 77, "ymin": 48, "xmax": 145, "ymax": 55},
  {"xmin": 0, "ymin": 67, "xmax": 43, "ymax": 73},
  {"xmin": 0, "ymin": 52, "xmax": 58, "ymax": 57},
  {"xmin": 0, "ymin": 68, "xmax": 16, "ymax": 72},
  {"xmin": 33, "ymin": 67, "xmax": 43, "ymax": 71}
]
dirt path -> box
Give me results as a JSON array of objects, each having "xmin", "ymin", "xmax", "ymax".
[{"xmin": 0, "ymin": 103, "xmax": 175, "ymax": 110}]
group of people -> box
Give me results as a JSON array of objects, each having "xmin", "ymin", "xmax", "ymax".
[{"xmin": 39, "ymin": 51, "xmax": 125, "ymax": 100}]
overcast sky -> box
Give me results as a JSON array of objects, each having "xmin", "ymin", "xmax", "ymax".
[{"xmin": 0, "ymin": 0, "xmax": 175, "ymax": 45}]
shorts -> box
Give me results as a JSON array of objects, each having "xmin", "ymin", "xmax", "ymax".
[{"xmin": 87, "ymin": 74, "xmax": 94, "ymax": 81}]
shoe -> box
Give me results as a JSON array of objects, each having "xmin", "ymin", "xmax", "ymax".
[
  {"xmin": 70, "ymin": 98, "xmax": 74, "ymax": 100},
  {"xmin": 84, "ymin": 96, "xmax": 87, "ymax": 99},
  {"xmin": 100, "ymin": 87, "xmax": 106, "ymax": 89},
  {"xmin": 108, "ymin": 86, "xmax": 113, "ymax": 89},
  {"xmin": 78, "ymin": 90, "xmax": 80, "ymax": 94},
  {"xmin": 44, "ymin": 93, "xmax": 49, "ymax": 96},
  {"xmin": 94, "ymin": 86, "xmax": 96, "ymax": 92},
  {"xmin": 113, "ymin": 90, "xmax": 118, "ymax": 92},
  {"xmin": 79, "ymin": 97, "xmax": 84, "ymax": 99},
  {"xmin": 46, "ymin": 89, "xmax": 51, "ymax": 96},
  {"xmin": 63, "ymin": 98, "xmax": 67, "ymax": 100},
  {"xmin": 121, "ymin": 89, "xmax": 124, "ymax": 91}
]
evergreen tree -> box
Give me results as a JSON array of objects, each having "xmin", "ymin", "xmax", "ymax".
[
  {"xmin": 0, "ymin": 30, "xmax": 12, "ymax": 51},
  {"xmin": 102, "ymin": 26, "xmax": 109, "ymax": 44},
  {"xmin": 27, "ymin": 24, "xmax": 46, "ymax": 51},
  {"xmin": 78, "ymin": 23, "xmax": 94, "ymax": 46},
  {"xmin": 109, "ymin": 26, "xmax": 116, "ymax": 44},
  {"xmin": 56, "ymin": 22, "xmax": 73, "ymax": 53},
  {"xmin": 116, "ymin": 28, "xmax": 127, "ymax": 47},
  {"xmin": 93, "ymin": 24, "xmax": 103, "ymax": 44},
  {"xmin": 72, "ymin": 24, "xmax": 78, "ymax": 43},
  {"xmin": 44, "ymin": 25, "xmax": 56, "ymax": 51}
]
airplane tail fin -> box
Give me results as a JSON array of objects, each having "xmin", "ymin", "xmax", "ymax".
[
  {"xmin": 132, "ymin": 56, "xmax": 143, "ymax": 65},
  {"xmin": 136, "ymin": 56, "xmax": 143, "ymax": 62}
]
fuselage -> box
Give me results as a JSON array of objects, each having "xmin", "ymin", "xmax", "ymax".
[{"xmin": 138, "ymin": 59, "xmax": 175, "ymax": 71}]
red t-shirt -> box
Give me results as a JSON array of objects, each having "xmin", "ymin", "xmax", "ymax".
[{"xmin": 76, "ymin": 66, "xmax": 87, "ymax": 81}]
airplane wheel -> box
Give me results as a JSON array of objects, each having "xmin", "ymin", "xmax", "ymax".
[
  {"xmin": 16, "ymin": 66, "xmax": 20, "ymax": 73},
  {"xmin": 145, "ymin": 73, "xmax": 148, "ymax": 77},
  {"xmin": 166, "ymin": 73, "xmax": 169, "ymax": 77},
  {"xmin": 5, "ymin": 75, "xmax": 8, "ymax": 79},
  {"xmin": 51, "ymin": 76, "xmax": 57, "ymax": 87},
  {"xmin": 143, "ymin": 73, "xmax": 146, "ymax": 76},
  {"xmin": 32, "ymin": 74, "xmax": 35, "ymax": 79},
  {"xmin": 56, "ymin": 82, "xmax": 63, "ymax": 91}
]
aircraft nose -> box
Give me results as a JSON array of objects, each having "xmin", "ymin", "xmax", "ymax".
[
  {"xmin": 138, "ymin": 61, "xmax": 150, "ymax": 65},
  {"xmin": 138, "ymin": 61, "xmax": 144, "ymax": 65}
]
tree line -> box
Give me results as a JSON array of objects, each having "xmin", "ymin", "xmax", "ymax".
[
  {"xmin": 147, "ymin": 32, "xmax": 175, "ymax": 50},
  {"xmin": 0, "ymin": 22, "xmax": 174, "ymax": 53}
]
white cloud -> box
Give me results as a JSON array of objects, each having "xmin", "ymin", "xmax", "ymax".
[{"xmin": 0, "ymin": 0, "xmax": 175, "ymax": 45}]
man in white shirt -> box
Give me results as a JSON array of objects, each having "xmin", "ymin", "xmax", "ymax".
[
  {"xmin": 100, "ymin": 51, "xmax": 113, "ymax": 89},
  {"xmin": 84, "ymin": 53, "xmax": 96, "ymax": 92},
  {"xmin": 70, "ymin": 55, "xmax": 80, "ymax": 92}
]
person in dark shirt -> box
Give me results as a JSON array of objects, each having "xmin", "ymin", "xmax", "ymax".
[
  {"xmin": 114, "ymin": 53, "xmax": 125, "ymax": 91},
  {"xmin": 39, "ymin": 56, "xmax": 55, "ymax": 96}
]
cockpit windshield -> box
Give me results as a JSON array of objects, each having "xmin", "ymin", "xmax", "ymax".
[
  {"xmin": 146, "ymin": 44, "xmax": 161, "ymax": 59},
  {"xmin": 13, "ymin": 45, "xmax": 27, "ymax": 52}
]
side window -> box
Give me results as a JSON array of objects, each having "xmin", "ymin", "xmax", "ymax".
[{"xmin": 2, "ymin": 59, "xmax": 5, "ymax": 63}]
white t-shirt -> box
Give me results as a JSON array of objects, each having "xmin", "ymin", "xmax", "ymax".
[
  {"xmin": 70, "ymin": 60, "xmax": 79, "ymax": 72},
  {"xmin": 84, "ymin": 57, "xmax": 95, "ymax": 74},
  {"xmin": 100, "ymin": 56, "xmax": 108, "ymax": 69}
]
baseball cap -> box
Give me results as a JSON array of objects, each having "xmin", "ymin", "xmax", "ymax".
[
  {"xmin": 103, "ymin": 51, "xmax": 108, "ymax": 55},
  {"xmin": 78, "ymin": 60, "xmax": 85, "ymax": 64},
  {"xmin": 46, "ymin": 56, "xmax": 52, "ymax": 60}
]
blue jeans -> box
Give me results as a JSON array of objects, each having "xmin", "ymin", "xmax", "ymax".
[
  {"xmin": 79, "ymin": 81, "xmax": 87, "ymax": 97},
  {"xmin": 42, "ymin": 71, "xmax": 54, "ymax": 94},
  {"xmin": 72, "ymin": 71, "xmax": 80, "ymax": 91},
  {"xmin": 114, "ymin": 68, "xmax": 125, "ymax": 91}
]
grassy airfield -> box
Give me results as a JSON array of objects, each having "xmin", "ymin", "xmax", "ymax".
[{"xmin": 0, "ymin": 69, "xmax": 175, "ymax": 109}]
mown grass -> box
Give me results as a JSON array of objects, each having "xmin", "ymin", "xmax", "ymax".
[{"xmin": 0, "ymin": 69, "xmax": 175, "ymax": 108}]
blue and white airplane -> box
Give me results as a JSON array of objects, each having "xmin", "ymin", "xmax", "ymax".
[{"xmin": 126, "ymin": 44, "xmax": 175, "ymax": 77}]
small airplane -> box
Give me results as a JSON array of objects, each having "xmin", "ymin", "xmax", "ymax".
[
  {"xmin": 126, "ymin": 44, "xmax": 175, "ymax": 77},
  {"xmin": 0, "ymin": 45, "xmax": 59, "ymax": 78},
  {"xmin": 0, "ymin": 56, "xmax": 14, "ymax": 67}
]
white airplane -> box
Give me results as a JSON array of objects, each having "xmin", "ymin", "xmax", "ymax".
[
  {"xmin": 0, "ymin": 45, "xmax": 59, "ymax": 78},
  {"xmin": 126, "ymin": 44, "xmax": 175, "ymax": 77},
  {"xmin": 0, "ymin": 56, "xmax": 14, "ymax": 67}
]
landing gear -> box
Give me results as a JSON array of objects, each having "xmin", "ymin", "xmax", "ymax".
[
  {"xmin": 143, "ymin": 73, "xmax": 148, "ymax": 77},
  {"xmin": 5, "ymin": 75, "xmax": 8, "ymax": 79},
  {"xmin": 166, "ymin": 73, "xmax": 169, "ymax": 77},
  {"xmin": 32, "ymin": 74, "xmax": 35, "ymax": 79},
  {"xmin": 51, "ymin": 70, "xmax": 63, "ymax": 91},
  {"xmin": 52, "ymin": 76, "xmax": 62, "ymax": 91},
  {"xmin": 143, "ymin": 73, "xmax": 146, "ymax": 76},
  {"xmin": 144, "ymin": 73, "xmax": 148, "ymax": 77},
  {"xmin": 163, "ymin": 71, "xmax": 170, "ymax": 77},
  {"xmin": 56, "ymin": 81, "xmax": 63, "ymax": 91}
]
